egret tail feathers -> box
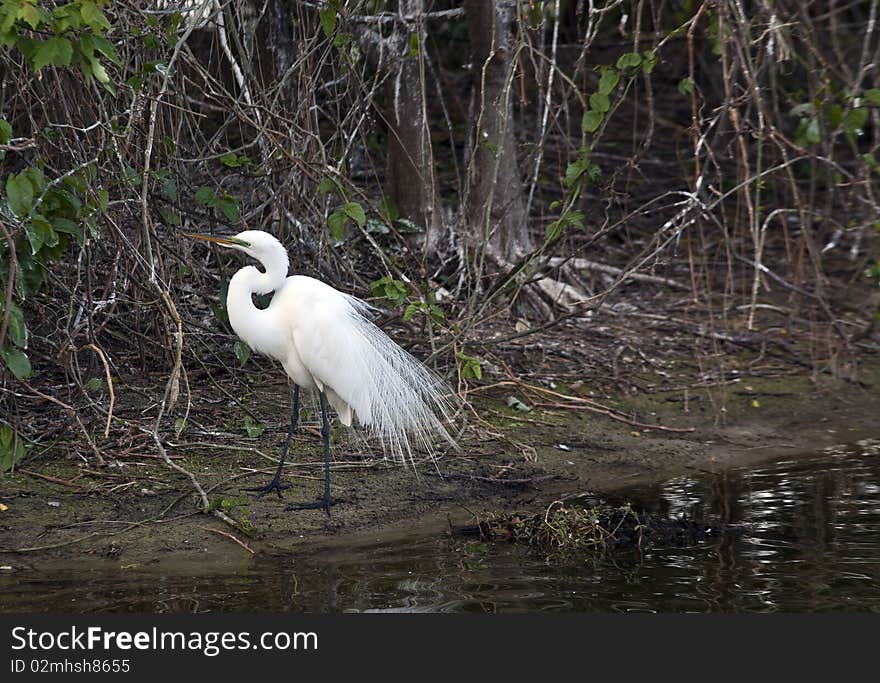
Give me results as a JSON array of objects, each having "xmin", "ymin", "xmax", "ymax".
[{"xmin": 342, "ymin": 296, "xmax": 458, "ymax": 466}]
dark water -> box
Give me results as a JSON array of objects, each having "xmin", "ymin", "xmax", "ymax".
[{"xmin": 3, "ymin": 439, "xmax": 879, "ymax": 613}]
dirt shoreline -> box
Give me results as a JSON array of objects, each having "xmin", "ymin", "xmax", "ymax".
[{"xmin": 1, "ymin": 369, "xmax": 879, "ymax": 570}]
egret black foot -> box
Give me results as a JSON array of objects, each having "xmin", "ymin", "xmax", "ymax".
[
  {"xmin": 244, "ymin": 477, "xmax": 292, "ymax": 499},
  {"xmin": 285, "ymin": 498, "xmax": 339, "ymax": 517}
]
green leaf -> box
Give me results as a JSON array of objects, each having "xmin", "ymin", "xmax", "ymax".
[
  {"xmin": 581, "ymin": 110, "xmax": 604, "ymax": 133},
  {"xmin": 161, "ymin": 176, "xmax": 177, "ymax": 202},
  {"xmin": 370, "ymin": 276, "xmax": 407, "ymax": 306},
  {"xmin": 589, "ymin": 92, "xmax": 610, "ymax": 113},
  {"xmin": 1, "ymin": 347, "xmax": 32, "ymax": 379},
  {"xmin": 366, "ymin": 218, "xmax": 389, "ymax": 235},
  {"xmin": 403, "ymin": 302, "xmax": 419, "ymax": 322},
  {"xmin": 80, "ymin": 1, "xmax": 111, "ymax": 31},
  {"xmin": 379, "ymin": 195, "xmax": 399, "ymax": 221},
  {"xmin": 616, "ymin": 52, "xmax": 642, "ymax": 70},
  {"xmin": 24, "ymin": 166, "xmax": 47, "ymax": 194},
  {"xmin": 31, "ymin": 213, "xmax": 58, "ymax": 248},
  {"xmin": 90, "ymin": 34, "xmax": 120, "ymax": 65},
  {"xmin": 428, "ymin": 304, "xmax": 445, "ymax": 324},
  {"xmin": 6, "ymin": 172, "xmax": 34, "ymax": 217},
  {"xmin": 394, "ymin": 218, "xmax": 421, "ymax": 233},
  {"xmin": 546, "ymin": 210, "xmax": 585, "ymax": 240},
  {"xmin": 865, "ymin": 88, "xmax": 880, "ymax": 107},
  {"xmin": 564, "ymin": 210, "xmax": 585, "ymax": 229},
  {"xmin": 0, "ymin": 425, "xmax": 11, "ymax": 451},
  {"xmin": 790, "ymin": 102, "xmax": 814, "ymax": 118},
  {"xmin": 1, "ymin": 301, "xmax": 27, "ymax": 349},
  {"xmin": 194, "ymin": 186, "xmax": 216, "ymax": 205},
  {"xmin": 233, "ymin": 341, "xmax": 251, "ymax": 366},
  {"xmin": 319, "ymin": 7, "xmax": 337, "ymax": 37},
  {"xmin": 545, "ymin": 219, "xmax": 564, "ymax": 242},
  {"xmin": 564, "ymin": 159, "xmax": 587, "ymax": 188},
  {"xmin": 89, "ymin": 57, "xmax": 111, "ymax": 85},
  {"xmin": 317, "ymin": 177, "xmax": 336, "ymax": 195},
  {"xmin": 827, "ymin": 103, "xmax": 843, "ymax": 131},
  {"xmin": 642, "ymin": 50, "xmax": 658, "ymax": 74},
  {"xmin": 805, "ymin": 117, "xmax": 821, "ymax": 145},
  {"xmin": 243, "ymin": 415, "xmax": 265, "ymax": 438},
  {"xmin": 86, "ymin": 377, "xmax": 102, "ymax": 392},
  {"xmin": 17, "ymin": 3, "xmax": 46, "ymax": 30},
  {"xmin": 0, "ymin": 119, "xmax": 11, "ymax": 145},
  {"xmin": 217, "ymin": 196, "xmax": 239, "ymax": 223},
  {"xmin": 843, "ymin": 108, "xmax": 868, "ymax": 137},
  {"xmin": 159, "ymin": 208, "xmax": 181, "ymax": 226},
  {"xmin": 52, "ymin": 217, "xmax": 82, "ymax": 243},
  {"xmin": 32, "ymin": 36, "xmax": 73, "ymax": 71},
  {"xmin": 343, "ymin": 202, "xmax": 366, "ymax": 227},
  {"xmin": 0, "ymin": 425, "xmax": 27, "ymax": 473},
  {"xmin": 407, "ymin": 32, "xmax": 420, "ymax": 58},
  {"xmin": 219, "ymin": 152, "xmax": 241, "ymax": 167},
  {"xmin": 456, "ymin": 352, "xmax": 482, "ymax": 381},
  {"xmin": 506, "ymin": 396, "xmax": 532, "ymax": 412},
  {"xmin": 598, "ymin": 68, "xmax": 619, "ymax": 95},
  {"xmin": 23, "ymin": 223, "xmax": 43, "ymax": 254},
  {"xmin": 328, "ymin": 209, "xmax": 347, "ymax": 241},
  {"xmin": 678, "ymin": 77, "xmax": 695, "ymax": 95}
]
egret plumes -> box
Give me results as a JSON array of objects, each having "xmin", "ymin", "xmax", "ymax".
[{"xmin": 189, "ymin": 230, "xmax": 457, "ymax": 514}]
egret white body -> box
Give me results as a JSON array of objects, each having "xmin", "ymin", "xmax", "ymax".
[{"xmin": 190, "ymin": 230, "xmax": 456, "ymax": 513}]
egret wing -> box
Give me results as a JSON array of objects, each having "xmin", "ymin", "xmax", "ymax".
[{"xmin": 290, "ymin": 290, "xmax": 456, "ymax": 464}]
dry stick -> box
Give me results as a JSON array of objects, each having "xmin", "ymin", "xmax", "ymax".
[
  {"xmin": 161, "ymin": 290, "xmax": 182, "ymax": 410},
  {"xmin": 495, "ymin": 375, "xmax": 695, "ymax": 434},
  {"xmin": 533, "ymin": 400, "xmax": 694, "ymax": 434},
  {"xmin": 18, "ymin": 469, "xmax": 86, "ymax": 490},
  {"xmin": 0, "ymin": 221, "xmax": 16, "ymax": 352},
  {"xmin": 20, "ymin": 381, "xmax": 105, "ymax": 465},
  {"xmin": 546, "ymin": 257, "xmax": 690, "ymax": 290},
  {"xmin": 525, "ymin": 0, "xmax": 561, "ymax": 220},
  {"xmin": 0, "ymin": 139, "xmax": 36, "ymax": 152},
  {"xmin": 140, "ymin": 0, "xmax": 213, "ymax": 280},
  {"xmin": 78, "ymin": 344, "xmax": 115, "ymax": 438},
  {"xmin": 2, "ymin": 531, "xmax": 106, "ymax": 554},
  {"xmin": 148, "ymin": 295, "xmax": 238, "ymax": 531},
  {"xmin": 0, "ymin": 511, "xmax": 189, "ymax": 554},
  {"xmin": 212, "ymin": 0, "xmax": 267, "ymax": 161},
  {"xmin": 203, "ymin": 527, "xmax": 255, "ymax": 555}
]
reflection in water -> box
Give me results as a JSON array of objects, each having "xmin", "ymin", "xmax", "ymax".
[{"xmin": 2, "ymin": 439, "xmax": 879, "ymax": 613}]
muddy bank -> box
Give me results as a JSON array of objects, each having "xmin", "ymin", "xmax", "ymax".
[{"xmin": 1, "ymin": 369, "xmax": 879, "ymax": 571}]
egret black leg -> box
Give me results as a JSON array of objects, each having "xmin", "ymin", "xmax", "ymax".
[
  {"xmin": 287, "ymin": 389, "xmax": 335, "ymax": 516},
  {"xmin": 246, "ymin": 384, "xmax": 299, "ymax": 498}
]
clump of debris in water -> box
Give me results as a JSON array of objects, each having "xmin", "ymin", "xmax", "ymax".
[{"xmin": 453, "ymin": 498, "xmax": 715, "ymax": 557}]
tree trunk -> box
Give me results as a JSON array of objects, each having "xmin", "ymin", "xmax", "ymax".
[
  {"xmin": 384, "ymin": 0, "xmax": 443, "ymax": 254},
  {"xmin": 464, "ymin": 0, "xmax": 531, "ymax": 262}
]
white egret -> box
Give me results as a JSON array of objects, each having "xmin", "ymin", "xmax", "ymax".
[{"xmin": 189, "ymin": 230, "xmax": 456, "ymax": 515}]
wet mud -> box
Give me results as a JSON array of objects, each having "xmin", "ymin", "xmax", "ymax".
[{"xmin": 1, "ymin": 368, "xmax": 879, "ymax": 570}]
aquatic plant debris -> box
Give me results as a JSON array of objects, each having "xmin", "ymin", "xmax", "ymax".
[{"xmin": 455, "ymin": 500, "xmax": 716, "ymax": 556}]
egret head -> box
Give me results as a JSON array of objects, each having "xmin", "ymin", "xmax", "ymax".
[
  {"xmin": 189, "ymin": 230, "xmax": 290, "ymax": 287},
  {"xmin": 189, "ymin": 230, "xmax": 286, "ymax": 261}
]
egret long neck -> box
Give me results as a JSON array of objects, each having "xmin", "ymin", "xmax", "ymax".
[{"xmin": 225, "ymin": 244, "xmax": 289, "ymax": 358}]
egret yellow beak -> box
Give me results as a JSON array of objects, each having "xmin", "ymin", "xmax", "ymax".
[{"xmin": 188, "ymin": 234, "xmax": 251, "ymax": 248}]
